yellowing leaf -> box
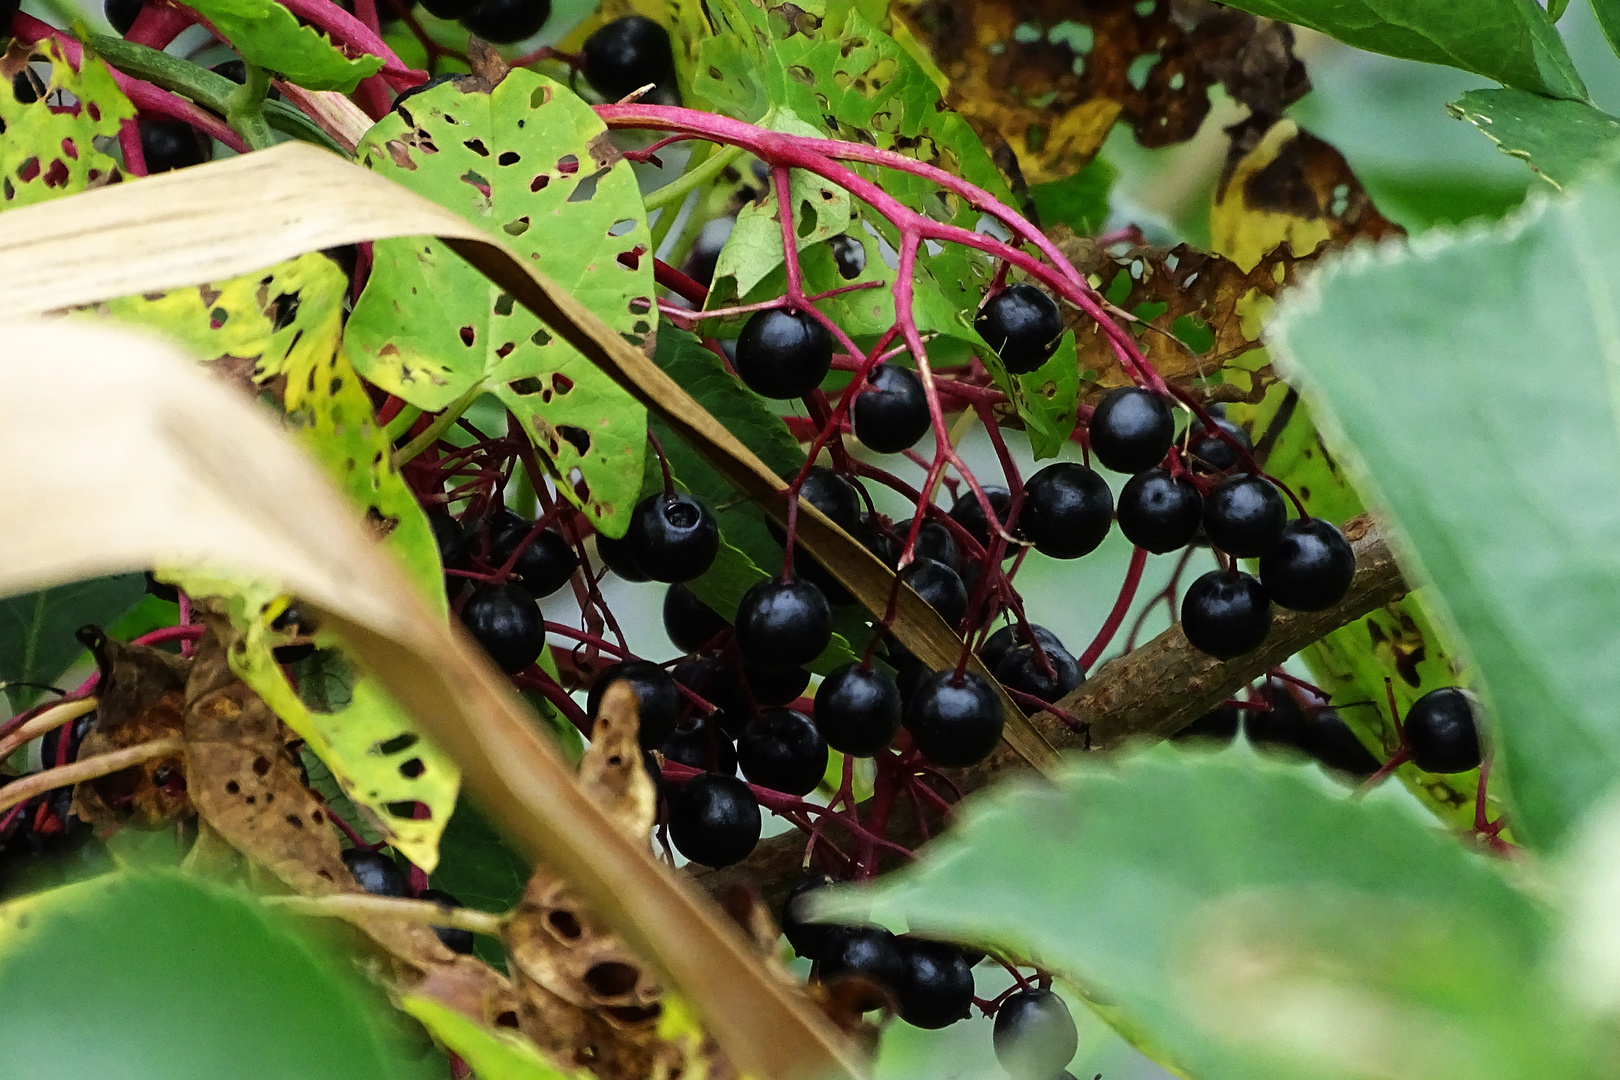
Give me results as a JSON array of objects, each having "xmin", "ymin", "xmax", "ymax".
[{"xmin": 0, "ymin": 38, "xmax": 132, "ymax": 211}]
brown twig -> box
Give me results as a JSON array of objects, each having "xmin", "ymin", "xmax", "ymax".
[
  {"xmin": 262, "ymin": 893, "xmax": 508, "ymax": 937},
  {"xmin": 0, "ymin": 736, "xmax": 184, "ymax": 814},
  {"xmin": 0, "ymin": 696, "xmax": 98, "ymax": 763}
]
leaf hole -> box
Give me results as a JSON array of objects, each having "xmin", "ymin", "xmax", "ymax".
[
  {"xmin": 628, "ymin": 296, "xmax": 651, "ymax": 315},
  {"xmin": 497, "ymin": 150, "xmax": 520, "ymax": 165},
  {"xmin": 459, "ymin": 325, "xmax": 476, "ymax": 347},
  {"xmin": 553, "ymin": 373, "xmax": 573, "ymax": 394},
  {"xmin": 530, "ymin": 174, "xmax": 549, "ymax": 192},
  {"xmin": 503, "ymin": 216, "xmax": 531, "ymax": 236},
  {"xmin": 463, "ymin": 138, "xmax": 490, "ymax": 156},
  {"xmin": 558, "ymin": 425, "xmax": 590, "ymax": 455},
  {"xmin": 530, "ymin": 327, "xmax": 552, "ymax": 347},
  {"xmin": 398, "ymin": 758, "xmax": 426, "ymax": 779},
  {"xmin": 508, "ymin": 377, "xmax": 545, "ymax": 394},
  {"xmin": 616, "ymin": 246, "xmax": 644, "ymax": 270},
  {"xmin": 584, "ymin": 962, "xmax": 640, "ymax": 998},
  {"xmin": 556, "ymin": 154, "xmax": 579, "ymax": 174},
  {"xmin": 386, "ymin": 800, "xmax": 423, "ymax": 819},
  {"xmin": 460, "ymin": 169, "xmax": 491, "ymax": 199},
  {"xmin": 494, "ymin": 293, "xmax": 514, "ymax": 316},
  {"xmin": 608, "ymin": 217, "xmax": 636, "ymax": 237},
  {"xmin": 547, "ymin": 910, "xmax": 583, "ymax": 939},
  {"xmin": 375, "ymin": 733, "xmax": 419, "ymax": 755},
  {"xmin": 566, "ymin": 167, "xmax": 609, "ymax": 203}
]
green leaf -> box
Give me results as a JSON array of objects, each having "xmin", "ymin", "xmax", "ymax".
[
  {"xmin": 1002, "ymin": 331, "xmax": 1081, "ymax": 460},
  {"xmin": 1448, "ymin": 88, "xmax": 1620, "ymax": 189},
  {"xmin": 1029, "ymin": 157, "xmax": 1116, "ymax": 236},
  {"xmin": 0, "ymin": 872, "xmax": 414, "ymax": 1080},
  {"xmin": 402, "ymin": 996, "xmax": 583, "ymax": 1080},
  {"xmin": 182, "ymin": 0, "xmax": 382, "ymax": 91},
  {"xmin": 0, "ymin": 576, "xmax": 144, "ymax": 698},
  {"xmin": 346, "ymin": 73, "xmax": 652, "ymax": 536},
  {"xmin": 1591, "ymin": 0, "xmax": 1620, "ymax": 66},
  {"xmin": 819, "ymin": 755, "xmax": 1604, "ymax": 1080},
  {"xmin": 1269, "ymin": 172, "xmax": 1620, "ymax": 852},
  {"xmin": 1216, "ymin": 0, "xmax": 1587, "ymax": 101},
  {"xmin": 429, "ymin": 798, "xmax": 529, "ymax": 967},
  {"xmin": 0, "ymin": 39, "xmax": 133, "ymax": 212}
]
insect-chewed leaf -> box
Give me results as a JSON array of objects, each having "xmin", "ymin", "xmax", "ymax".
[
  {"xmin": 183, "ymin": 0, "xmax": 384, "ymax": 91},
  {"xmin": 346, "ymin": 72, "xmax": 653, "ymax": 537},
  {"xmin": 401, "ymin": 995, "xmax": 589, "ymax": 1080},
  {"xmin": 579, "ymin": 681, "xmax": 657, "ymax": 839},
  {"xmin": 0, "ymin": 39, "xmax": 132, "ymax": 211}
]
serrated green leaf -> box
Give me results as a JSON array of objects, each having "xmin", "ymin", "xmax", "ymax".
[
  {"xmin": 402, "ymin": 996, "xmax": 583, "ymax": 1080},
  {"xmin": 183, "ymin": 0, "xmax": 383, "ymax": 91},
  {"xmin": 1029, "ymin": 157, "xmax": 1116, "ymax": 235},
  {"xmin": 1448, "ymin": 89, "xmax": 1620, "ymax": 189},
  {"xmin": 1006, "ymin": 331, "xmax": 1081, "ymax": 460},
  {"xmin": 346, "ymin": 73, "xmax": 652, "ymax": 536},
  {"xmin": 0, "ymin": 575, "xmax": 144, "ymax": 701},
  {"xmin": 1269, "ymin": 173, "xmax": 1620, "ymax": 852},
  {"xmin": 0, "ymin": 39, "xmax": 132, "ymax": 212}
]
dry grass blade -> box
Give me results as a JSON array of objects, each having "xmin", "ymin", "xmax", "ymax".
[
  {"xmin": 0, "ymin": 318, "xmax": 858, "ymax": 1080},
  {"xmin": 0, "ymin": 142, "xmax": 1057, "ymax": 775},
  {"xmin": 0, "ymin": 737, "xmax": 185, "ymax": 814}
]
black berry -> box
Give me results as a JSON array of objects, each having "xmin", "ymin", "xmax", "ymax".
[
  {"xmin": 994, "ymin": 642, "xmax": 1082, "ymax": 705},
  {"xmin": 1405, "ymin": 687, "xmax": 1482, "ymax": 774},
  {"xmin": 459, "ymin": 584, "xmax": 545, "ymax": 673},
  {"xmin": 460, "ymin": 0, "xmax": 550, "ymax": 43},
  {"xmin": 780, "ymin": 875, "xmax": 835, "ymax": 958},
  {"xmin": 586, "ymin": 659, "xmax": 680, "ymax": 748},
  {"xmin": 1020, "ymin": 462, "xmax": 1112, "ymax": 560},
  {"xmin": 419, "ymin": 889, "xmax": 475, "ymax": 954},
  {"xmin": 628, "ymin": 492, "xmax": 719, "ymax": 583},
  {"xmin": 1244, "ymin": 685, "xmax": 1310, "ymax": 754},
  {"xmin": 735, "ymin": 308, "xmax": 832, "ymax": 399},
  {"xmin": 854, "ymin": 363, "xmax": 931, "ymax": 453},
  {"xmin": 419, "ymin": 0, "xmax": 479, "ymax": 21},
  {"xmin": 393, "ymin": 73, "xmax": 469, "ymax": 115},
  {"xmin": 663, "ymin": 582, "xmax": 729, "ymax": 653},
  {"xmin": 1179, "ymin": 570, "xmax": 1271, "ymax": 660},
  {"xmin": 994, "ymin": 989, "xmax": 1078, "ymax": 1079},
  {"xmin": 1304, "ymin": 709, "xmax": 1380, "ymax": 779},
  {"xmin": 738, "ymin": 708, "xmax": 827, "ymax": 796},
  {"xmin": 1088, "ymin": 387, "xmax": 1174, "ymax": 474},
  {"xmin": 1187, "ymin": 416, "xmax": 1253, "ymax": 473},
  {"xmin": 429, "ymin": 513, "xmax": 470, "ymax": 569},
  {"xmin": 780, "ymin": 466, "xmax": 862, "ymax": 534},
  {"xmin": 595, "ymin": 530, "xmax": 648, "ymax": 581},
  {"xmin": 40, "ymin": 713, "xmax": 94, "ymax": 768},
  {"xmin": 493, "ymin": 514, "xmax": 578, "ymax": 597},
  {"xmin": 745, "ymin": 664, "xmax": 810, "ymax": 707},
  {"xmin": 1202, "ymin": 474, "xmax": 1287, "ymax": 558},
  {"xmin": 975, "ymin": 284, "xmax": 1063, "ymax": 375},
  {"xmin": 211, "ymin": 59, "xmax": 283, "ymax": 101},
  {"xmin": 140, "ymin": 119, "xmax": 212, "ymax": 173},
  {"xmin": 949, "ymin": 486, "xmax": 1013, "ymax": 551},
  {"xmin": 819, "ymin": 926, "xmax": 905, "ymax": 991},
  {"xmin": 674, "ymin": 656, "xmax": 753, "ymax": 730},
  {"xmin": 582, "ymin": 15, "xmax": 676, "ymax": 101},
  {"xmin": 343, "ymin": 849, "xmax": 407, "ymax": 897},
  {"xmin": 668, "ymin": 773, "xmax": 761, "ymax": 867},
  {"xmin": 659, "ymin": 716, "xmax": 738, "ymax": 774},
  {"xmin": 906, "ymin": 670, "xmax": 1003, "ymax": 767},
  {"xmin": 979, "ymin": 623, "xmax": 1063, "ymax": 674},
  {"xmin": 1172, "ymin": 704, "xmax": 1240, "ymax": 743},
  {"xmin": 901, "ymin": 557, "xmax": 968, "ymax": 627},
  {"xmin": 144, "ymin": 570, "xmax": 179, "ymax": 603},
  {"xmin": 815, "ymin": 662, "xmax": 902, "ymax": 757},
  {"xmin": 105, "ymin": 0, "xmax": 142, "ymax": 34},
  {"xmin": 897, "ymin": 940, "xmax": 974, "ymax": 1028},
  {"xmin": 1116, "ymin": 469, "xmax": 1202, "ymax": 553},
  {"xmin": 1259, "ymin": 518, "xmax": 1355, "ymax": 612},
  {"xmin": 912, "ymin": 520, "xmax": 959, "ymax": 569},
  {"xmin": 735, "ymin": 578, "xmax": 832, "ymax": 670}
]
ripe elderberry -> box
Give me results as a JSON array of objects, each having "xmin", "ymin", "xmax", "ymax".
[
  {"xmin": 949, "ymin": 486, "xmax": 1013, "ymax": 551},
  {"xmin": 897, "ymin": 940, "xmax": 974, "ymax": 1029},
  {"xmin": 735, "ymin": 578, "xmax": 832, "ymax": 670},
  {"xmin": 1244, "ymin": 685, "xmax": 1309, "ymax": 754},
  {"xmin": 459, "ymin": 584, "xmax": 545, "ymax": 673},
  {"xmin": 493, "ymin": 514, "xmax": 578, "ymax": 597},
  {"xmin": 461, "ymin": 0, "xmax": 551, "ymax": 43},
  {"xmin": 780, "ymin": 875, "xmax": 835, "ymax": 958},
  {"xmin": 1088, "ymin": 387, "xmax": 1174, "ymax": 474},
  {"xmin": 141, "ymin": 119, "xmax": 212, "ymax": 173},
  {"xmin": 901, "ymin": 557, "xmax": 969, "ymax": 627},
  {"xmin": 419, "ymin": 889, "xmax": 475, "ymax": 954},
  {"xmin": 663, "ymin": 582, "xmax": 729, "ymax": 653},
  {"xmin": 1259, "ymin": 518, "xmax": 1355, "ymax": 612},
  {"xmin": 734, "ymin": 308, "xmax": 832, "ymax": 400},
  {"xmin": 746, "ymin": 664, "xmax": 810, "ymax": 707},
  {"xmin": 979, "ymin": 623, "xmax": 1063, "ymax": 674},
  {"xmin": 1405, "ymin": 687, "xmax": 1482, "ymax": 774},
  {"xmin": 912, "ymin": 520, "xmax": 959, "ymax": 569},
  {"xmin": 1179, "ymin": 570, "xmax": 1271, "ymax": 660},
  {"xmin": 781, "ymin": 466, "xmax": 862, "ymax": 534},
  {"xmin": 628, "ymin": 492, "xmax": 719, "ymax": 583},
  {"xmin": 586, "ymin": 659, "xmax": 681, "ymax": 748},
  {"xmin": 681, "ymin": 217, "xmax": 733, "ymax": 287},
  {"xmin": 105, "ymin": 0, "xmax": 142, "ymax": 34},
  {"xmin": 975, "ymin": 284, "xmax": 1063, "ymax": 375},
  {"xmin": 995, "ymin": 642, "xmax": 1082, "ymax": 705},
  {"xmin": 668, "ymin": 773, "xmax": 761, "ymax": 868},
  {"xmin": 906, "ymin": 670, "xmax": 1003, "ymax": 767},
  {"xmin": 582, "ymin": 15, "xmax": 677, "ymax": 101},
  {"xmin": 1020, "ymin": 462, "xmax": 1112, "ymax": 560},
  {"xmin": 659, "ymin": 716, "xmax": 738, "ymax": 774},
  {"xmin": 1172, "ymin": 704, "xmax": 1241, "ymax": 743},
  {"xmin": 819, "ymin": 926, "xmax": 905, "ymax": 992},
  {"xmin": 1187, "ymin": 416, "xmax": 1253, "ymax": 473},
  {"xmin": 1304, "ymin": 709, "xmax": 1380, "ymax": 779},
  {"xmin": 815, "ymin": 662, "xmax": 903, "ymax": 756},
  {"xmin": 1202, "ymin": 474, "xmax": 1287, "ymax": 558},
  {"xmin": 994, "ymin": 989, "xmax": 1078, "ymax": 1079},
  {"xmin": 595, "ymin": 530, "xmax": 649, "ymax": 582},
  {"xmin": 429, "ymin": 512, "xmax": 470, "ymax": 570},
  {"xmin": 853, "ymin": 363, "xmax": 931, "ymax": 454},
  {"xmin": 1116, "ymin": 469, "xmax": 1202, "ymax": 554},
  {"xmin": 343, "ymin": 849, "xmax": 408, "ymax": 897},
  {"xmin": 737, "ymin": 708, "xmax": 827, "ymax": 796}
]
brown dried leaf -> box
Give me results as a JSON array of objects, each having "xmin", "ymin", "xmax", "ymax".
[{"xmin": 579, "ymin": 680, "xmax": 657, "ymax": 840}]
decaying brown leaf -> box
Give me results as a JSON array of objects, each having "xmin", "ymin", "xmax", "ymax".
[
  {"xmin": 578, "ymin": 681, "xmax": 657, "ymax": 840},
  {"xmin": 892, "ymin": 0, "xmax": 1308, "ymax": 185}
]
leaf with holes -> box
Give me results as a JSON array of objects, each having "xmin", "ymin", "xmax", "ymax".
[
  {"xmin": 0, "ymin": 38, "xmax": 132, "ymax": 212},
  {"xmin": 346, "ymin": 73, "xmax": 653, "ymax": 536},
  {"xmin": 183, "ymin": 0, "xmax": 383, "ymax": 91}
]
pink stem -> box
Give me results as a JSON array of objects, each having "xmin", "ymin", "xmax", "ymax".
[
  {"xmin": 1079, "ymin": 546, "xmax": 1148, "ymax": 671},
  {"xmin": 118, "ymin": 120, "xmax": 148, "ymax": 176}
]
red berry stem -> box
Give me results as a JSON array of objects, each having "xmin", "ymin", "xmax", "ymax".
[{"xmin": 1078, "ymin": 545, "xmax": 1148, "ymax": 672}]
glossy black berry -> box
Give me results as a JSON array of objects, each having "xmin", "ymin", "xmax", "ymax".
[
  {"xmin": 211, "ymin": 59, "xmax": 283, "ymax": 101},
  {"xmin": 40, "ymin": 713, "xmax": 94, "ymax": 768},
  {"xmin": 420, "ymin": 0, "xmax": 480, "ymax": 21},
  {"xmin": 1202, "ymin": 474, "xmax": 1287, "ymax": 558},
  {"xmin": 628, "ymin": 492, "xmax": 719, "ymax": 583},
  {"xmin": 1304, "ymin": 709, "xmax": 1380, "ymax": 778},
  {"xmin": 595, "ymin": 529, "xmax": 648, "ymax": 581},
  {"xmin": 105, "ymin": 0, "xmax": 142, "ymax": 34},
  {"xmin": 1179, "ymin": 570, "xmax": 1271, "ymax": 660},
  {"xmin": 735, "ymin": 308, "xmax": 831, "ymax": 399},
  {"xmin": 1172, "ymin": 704, "xmax": 1241, "ymax": 743},
  {"xmin": 587, "ymin": 660, "xmax": 681, "ymax": 748},
  {"xmin": 975, "ymin": 284, "xmax": 1063, "ymax": 375},
  {"xmin": 995, "ymin": 642, "xmax": 1082, "ymax": 705},
  {"xmin": 493, "ymin": 516, "xmax": 578, "ymax": 597},
  {"xmin": 673, "ymin": 656, "xmax": 752, "ymax": 727},
  {"xmin": 814, "ymin": 663, "xmax": 901, "ymax": 757},
  {"xmin": 948, "ymin": 486, "xmax": 1013, "ymax": 551},
  {"xmin": 1259, "ymin": 518, "xmax": 1355, "ymax": 612},
  {"xmin": 979, "ymin": 623, "xmax": 1063, "ymax": 674},
  {"xmin": 429, "ymin": 513, "xmax": 470, "ymax": 570},
  {"xmin": 668, "ymin": 773, "xmax": 761, "ymax": 867},
  {"xmin": 663, "ymin": 582, "xmax": 729, "ymax": 654},
  {"xmin": 1405, "ymin": 687, "xmax": 1482, "ymax": 774},
  {"xmin": 343, "ymin": 849, "xmax": 408, "ymax": 897},
  {"xmin": 1244, "ymin": 685, "xmax": 1310, "ymax": 754},
  {"xmin": 459, "ymin": 584, "xmax": 545, "ymax": 673},
  {"xmin": 582, "ymin": 15, "xmax": 676, "ymax": 101},
  {"xmin": 1088, "ymin": 387, "xmax": 1174, "ymax": 474},
  {"xmin": 789, "ymin": 466, "xmax": 863, "ymax": 532},
  {"xmin": 906, "ymin": 670, "xmax": 1003, "ymax": 767},
  {"xmin": 853, "ymin": 364, "xmax": 931, "ymax": 454},
  {"xmin": 745, "ymin": 664, "xmax": 810, "ymax": 707},
  {"xmin": 736, "ymin": 578, "xmax": 832, "ymax": 670},
  {"xmin": 901, "ymin": 557, "xmax": 968, "ymax": 627},
  {"xmin": 1020, "ymin": 462, "xmax": 1112, "ymax": 560},
  {"xmin": 460, "ymin": 0, "xmax": 550, "ymax": 44},
  {"xmin": 1116, "ymin": 469, "xmax": 1202, "ymax": 554},
  {"xmin": 1187, "ymin": 416, "xmax": 1253, "ymax": 473},
  {"xmin": 419, "ymin": 889, "xmax": 475, "ymax": 954},
  {"xmin": 780, "ymin": 875, "xmax": 835, "ymax": 958},
  {"xmin": 738, "ymin": 708, "xmax": 827, "ymax": 796},
  {"xmin": 819, "ymin": 926, "xmax": 905, "ymax": 991},
  {"xmin": 659, "ymin": 716, "xmax": 738, "ymax": 774},
  {"xmin": 144, "ymin": 570, "xmax": 179, "ymax": 603},
  {"xmin": 854, "ymin": 517, "xmax": 901, "ymax": 568},
  {"xmin": 911, "ymin": 520, "xmax": 959, "ymax": 569},
  {"xmin": 994, "ymin": 989, "xmax": 1078, "ymax": 1079},
  {"xmin": 140, "ymin": 119, "xmax": 212, "ymax": 173},
  {"xmin": 897, "ymin": 940, "xmax": 974, "ymax": 1028}
]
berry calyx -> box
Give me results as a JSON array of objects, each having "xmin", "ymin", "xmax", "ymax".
[
  {"xmin": 974, "ymin": 284, "xmax": 1063, "ymax": 375},
  {"xmin": 595, "ymin": 529, "xmax": 648, "ymax": 581},
  {"xmin": 737, "ymin": 708, "xmax": 828, "ymax": 796},
  {"xmin": 1172, "ymin": 704, "xmax": 1241, "ymax": 743},
  {"xmin": 780, "ymin": 875, "xmax": 836, "ymax": 958},
  {"xmin": 586, "ymin": 659, "xmax": 681, "ymax": 748},
  {"xmin": 1259, "ymin": 518, "xmax": 1355, "ymax": 612},
  {"xmin": 993, "ymin": 989, "xmax": 1078, "ymax": 1079},
  {"xmin": 628, "ymin": 492, "xmax": 719, "ymax": 583},
  {"xmin": 1088, "ymin": 387, "xmax": 1174, "ymax": 474},
  {"xmin": 815, "ymin": 662, "xmax": 903, "ymax": 756},
  {"xmin": 668, "ymin": 773, "xmax": 761, "ymax": 868},
  {"xmin": 663, "ymin": 582, "xmax": 729, "ymax": 654},
  {"xmin": 659, "ymin": 716, "xmax": 738, "ymax": 774},
  {"xmin": 1405, "ymin": 687, "xmax": 1482, "ymax": 774},
  {"xmin": 582, "ymin": 15, "xmax": 677, "ymax": 101},
  {"xmin": 901, "ymin": 557, "xmax": 969, "ymax": 627},
  {"xmin": 734, "ymin": 308, "xmax": 832, "ymax": 399},
  {"xmin": 994, "ymin": 642, "xmax": 1082, "ymax": 704},
  {"xmin": 1019, "ymin": 462, "xmax": 1112, "ymax": 560},
  {"xmin": 735, "ymin": 578, "xmax": 832, "ymax": 670},
  {"xmin": 459, "ymin": 584, "xmax": 545, "ymax": 673},
  {"xmin": 819, "ymin": 926, "xmax": 905, "ymax": 992},
  {"xmin": 105, "ymin": 0, "xmax": 143, "ymax": 34},
  {"xmin": 1202, "ymin": 474, "xmax": 1287, "ymax": 558},
  {"xmin": 1186, "ymin": 415, "xmax": 1253, "ymax": 473},
  {"xmin": 979, "ymin": 623, "xmax": 1063, "ymax": 674},
  {"xmin": 418, "ymin": 889, "xmax": 475, "ymax": 954},
  {"xmin": 1179, "ymin": 570, "xmax": 1271, "ymax": 660},
  {"xmin": 906, "ymin": 670, "xmax": 1003, "ymax": 767},
  {"xmin": 342, "ymin": 849, "xmax": 407, "ymax": 897},
  {"xmin": 896, "ymin": 940, "xmax": 974, "ymax": 1029},
  {"xmin": 461, "ymin": 0, "xmax": 551, "ymax": 44},
  {"xmin": 493, "ymin": 514, "xmax": 578, "ymax": 597},
  {"xmin": 949, "ymin": 486, "xmax": 1013, "ymax": 550},
  {"xmin": 853, "ymin": 363, "xmax": 931, "ymax": 453},
  {"xmin": 1116, "ymin": 469, "xmax": 1202, "ymax": 554},
  {"xmin": 140, "ymin": 119, "xmax": 212, "ymax": 173}
]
